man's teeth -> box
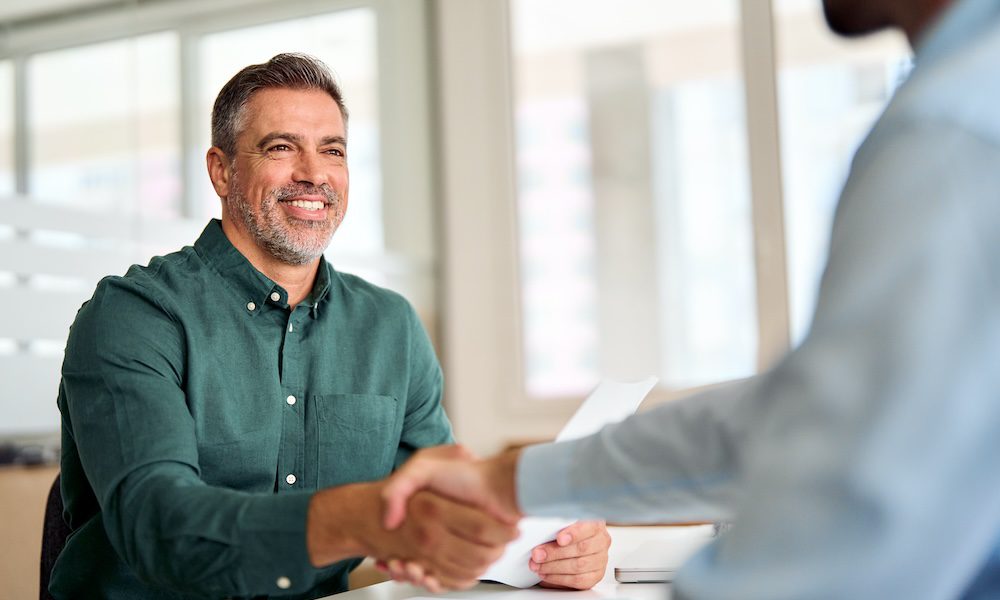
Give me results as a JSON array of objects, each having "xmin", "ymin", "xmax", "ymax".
[{"xmin": 287, "ymin": 199, "xmax": 325, "ymax": 210}]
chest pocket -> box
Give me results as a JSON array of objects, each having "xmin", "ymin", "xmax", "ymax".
[{"xmin": 316, "ymin": 394, "xmax": 399, "ymax": 487}]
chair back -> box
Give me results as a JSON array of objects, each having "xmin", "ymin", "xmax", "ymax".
[{"xmin": 39, "ymin": 474, "xmax": 70, "ymax": 600}]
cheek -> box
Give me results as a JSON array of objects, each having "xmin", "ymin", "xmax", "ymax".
[{"xmin": 333, "ymin": 167, "xmax": 349, "ymax": 194}]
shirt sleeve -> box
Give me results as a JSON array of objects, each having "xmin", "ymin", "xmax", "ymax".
[
  {"xmin": 518, "ymin": 120, "xmax": 1000, "ymax": 599},
  {"xmin": 393, "ymin": 299, "xmax": 455, "ymax": 468},
  {"xmin": 60, "ymin": 275, "xmax": 319, "ymax": 597}
]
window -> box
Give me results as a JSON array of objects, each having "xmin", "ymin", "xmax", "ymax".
[
  {"xmin": 774, "ymin": 0, "xmax": 910, "ymax": 343},
  {"xmin": 511, "ymin": 0, "xmax": 756, "ymax": 397},
  {"xmin": 1, "ymin": 1, "xmax": 435, "ymax": 438},
  {"xmin": 27, "ymin": 32, "xmax": 182, "ymax": 217},
  {"xmin": 197, "ymin": 9, "xmax": 383, "ymax": 256},
  {"xmin": 0, "ymin": 61, "xmax": 13, "ymax": 195},
  {"xmin": 436, "ymin": 1, "xmax": 913, "ymax": 452}
]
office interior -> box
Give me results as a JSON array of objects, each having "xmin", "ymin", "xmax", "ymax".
[{"xmin": 0, "ymin": 0, "xmax": 909, "ymax": 597}]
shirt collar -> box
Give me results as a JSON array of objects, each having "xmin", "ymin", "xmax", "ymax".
[
  {"xmin": 914, "ymin": 0, "xmax": 1000, "ymax": 67},
  {"xmin": 193, "ymin": 219, "xmax": 333, "ymax": 318}
]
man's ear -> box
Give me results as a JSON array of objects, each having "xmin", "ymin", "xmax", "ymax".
[{"xmin": 206, "ymin": 147, "xmax": 232, "ymax": 198}]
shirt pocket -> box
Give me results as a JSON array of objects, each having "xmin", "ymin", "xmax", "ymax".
[{"xmin": 315, "ymin": 394, "xmax": 400, "ymax": 488}]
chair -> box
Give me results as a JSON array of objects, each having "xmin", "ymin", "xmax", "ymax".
[{"xmin": 39, "ymin": 474, "xmax": 70, "ymax": 600}]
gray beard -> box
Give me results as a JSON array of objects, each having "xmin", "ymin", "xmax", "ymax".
[{"xmin": 227, "ymin": 176, "xmax": 343, "ymax": 265}]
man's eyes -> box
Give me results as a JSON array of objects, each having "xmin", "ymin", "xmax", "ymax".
[{"xmin": 263, "ymin": 144, "xmax": 345, "ymax": 157}]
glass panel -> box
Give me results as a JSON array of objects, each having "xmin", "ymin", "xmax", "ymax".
[
  {"xmin": 512, "ymin": 0, "xmax": 757, "ymax": 397},
  {"xmin": 197, "ymin": 9, "xmax": 383, "ymax": 255},
  {"xmin": 775, "ymin": 0, "xmax": 911, "ymax": 344},
  {"xmin": 0, "ymin": 61, "xmax": 14, "ymax": 195},
  {"xmin": 27, "ymin": 33, "xmax": 182, "ymax": 217}
]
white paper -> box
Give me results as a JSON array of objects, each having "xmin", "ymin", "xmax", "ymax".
[{"xmin": 481, "ymin": 377, "xmax": 658, "ymax": 587}]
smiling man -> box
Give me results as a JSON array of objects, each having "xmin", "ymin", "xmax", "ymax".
[{"xmin": 50, "ymin": 53, "xmax": 606, "ymax": 599}]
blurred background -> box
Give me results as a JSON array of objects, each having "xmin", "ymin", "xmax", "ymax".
[{"xmin": 0, "ymin": 0, "xmax": 908, "ymax": 595}]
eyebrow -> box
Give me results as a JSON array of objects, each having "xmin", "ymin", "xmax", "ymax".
[{"xmin": 256, "ymin": 132, "xmax": 347, "ymax": 150}]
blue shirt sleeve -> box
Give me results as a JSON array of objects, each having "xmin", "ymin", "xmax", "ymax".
[{"xmin": 518, "ymin": 116, "xmax": 1000, "ymax": 599}]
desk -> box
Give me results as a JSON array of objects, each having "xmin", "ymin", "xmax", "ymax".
[{"xmin": 324, "ymin": 525, "xmax": 715, "ymax": 600}]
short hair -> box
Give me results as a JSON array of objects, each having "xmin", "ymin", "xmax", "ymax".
[{"xmin": 211, "ymin": 53, "xmax": 348, "ymax": 157}]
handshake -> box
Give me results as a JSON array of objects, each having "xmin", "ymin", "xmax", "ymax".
[{"xmin": 307, "ymin": 445, "xmax": 611, "ymax": 592}]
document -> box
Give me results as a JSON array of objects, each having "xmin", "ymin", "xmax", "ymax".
[{"xmin": 481, "ymin": 377, "xmax": 658, "ymax": 588}]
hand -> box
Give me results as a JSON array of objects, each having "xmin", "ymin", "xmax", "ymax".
[
  {"xmin": 530, "ymin": 520, "xmax": 611, "ymax": 589},
  {"xmin": 378, "ymin": 520, "xmax": 612, "ymax": 591},
  {"xmin": 382, "ymin": 446, "xmax": 523, "ymax": 530},
  {"xmin": 308, "ymin": 482, "xmax": 518, "ymax": 590}
]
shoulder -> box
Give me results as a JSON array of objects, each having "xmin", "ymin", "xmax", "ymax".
[
  {"xmin": 880, "ymin": 28, "xmax": 1000, "ymax": 148},
  {"xmin": 72, "ymin": 247, "xmax": 202, "ymax": 339},
  {"xmin": 332, "ymin": 269, "xmax": 420, "ymax": 323}
]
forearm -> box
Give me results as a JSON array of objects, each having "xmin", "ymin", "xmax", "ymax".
[
  {"xmin": 517, "ymin": 380, "xmax": 753, "ymax": 523},
  {"xmin": 104, "ymin": 463, "xmax": 319, "ymax": 597}
]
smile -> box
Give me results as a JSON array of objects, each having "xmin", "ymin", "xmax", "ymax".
[{"xmin": 284, "ymin": 199, "xmax": 326, "ymax": 210}]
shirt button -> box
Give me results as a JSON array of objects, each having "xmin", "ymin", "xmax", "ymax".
[
  {"xmin": 246, "ymin": 301, "xmax": 256, "ymax": 311},
  {"xmin": 286, "ymin": 395, "xmax": 296, "ymax": 406},
  {"xmin": 276, "ymin": 576, "xmax": 291, "ymax": 589},
  {"xmin": 288, "ymin": 323, "xmax": 294, "ymax": 333},
  {"xmin": 270, "ymin": 291, "xmax": 281, "ymax": 302},
  {"xmin": 285, "ymin": 473, "xmax": 296, "ymax": 485}
]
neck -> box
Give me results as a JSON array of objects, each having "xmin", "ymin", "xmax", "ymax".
[
  {"xmin": 220, "ymin": 217, "xmax": 320, "ymax": 308},
  {"xmin": 894, "ymin": 0, "xmax": 955, "ymax": 44}
]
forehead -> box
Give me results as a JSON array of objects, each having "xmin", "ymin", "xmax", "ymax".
[{"xmin": 241, "ymin": 87, "xmax": 345, "ymax": 139}]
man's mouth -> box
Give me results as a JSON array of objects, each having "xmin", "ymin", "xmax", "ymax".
[{"xmin": 285, "ymin": 198, "xmax": 326, "ymax": 211}]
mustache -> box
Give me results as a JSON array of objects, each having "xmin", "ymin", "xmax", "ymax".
[{"xmin": 273, "ymin": 184, "xmax": 339, "ymax": 204}]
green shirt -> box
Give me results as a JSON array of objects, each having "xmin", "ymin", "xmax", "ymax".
[{"xmin": 52, "ymin": 220, "xmax": 453, "ymax": 599}]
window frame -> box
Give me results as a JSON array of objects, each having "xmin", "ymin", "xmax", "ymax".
[{"xmin": 435, "ymin": 0, "xmax": 792, "ymax": 454}]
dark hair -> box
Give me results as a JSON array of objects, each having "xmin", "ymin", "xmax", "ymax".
[{"xmin": 211, "ymin": 53, "xmax": 348, "ymax": 157}]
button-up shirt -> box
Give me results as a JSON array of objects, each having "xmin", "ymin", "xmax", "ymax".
[
  {"xmin": 519, "ymin": 0, "xmax": 1000, "ymax": 598},
  {"xmin": 52, "ymin": 219, "xmax": 453, "ymax": 599}
]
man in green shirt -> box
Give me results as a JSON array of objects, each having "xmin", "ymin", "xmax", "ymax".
[{"xmin": 52, "ymin": 53, "xmax": 608, "ymax": 599}]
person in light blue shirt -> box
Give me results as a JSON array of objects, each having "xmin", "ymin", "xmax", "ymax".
[{"xmin": 379, "ymin": 0, "xmax": 1000, "ymax": 597}]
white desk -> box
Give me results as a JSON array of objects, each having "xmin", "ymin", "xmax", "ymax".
[{"xmin": 324, "ymin": 525, "xmax": 716, "ymax": 600}]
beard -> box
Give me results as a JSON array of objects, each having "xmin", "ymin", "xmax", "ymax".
[
  {"xmin": 822, "ymin": 0, "xmax": 893, "ymax": 37},
  {"xmin": 226, "ymin": 174, "xmax": 346, "ymax": 265}
]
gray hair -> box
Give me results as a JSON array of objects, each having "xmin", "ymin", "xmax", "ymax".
[{"xmin": 211, "ymin": 53, "xmax": 348, "ymax": 158}]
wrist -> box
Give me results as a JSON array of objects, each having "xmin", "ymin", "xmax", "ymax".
[
  {"xmin": 485, "ymin": 448, "xmax": 524, "ymax": 519},
  {"xmin": 306, "ymin": 482, "xmax": 382, "ymax": 567}
]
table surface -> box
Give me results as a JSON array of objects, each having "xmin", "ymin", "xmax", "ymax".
[{"xmin": 323, "ymin": 525, "xmax": 716, "ymax": 600}]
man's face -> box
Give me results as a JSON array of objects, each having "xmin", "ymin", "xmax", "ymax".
[
  {"xmin": 822, "ymin": 0, "xmax": 895, "ymax": 37},
  {"xmin": 223, "ymin": 87, "xmax": 349, "ymax": 265}
]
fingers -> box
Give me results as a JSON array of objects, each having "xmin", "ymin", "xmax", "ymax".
[
  {"xmin": 382, "ymin": 462, "xmax": 428, "ymax": 530},
  {"xmin": 528, "ymin": 520, "xmax": 610, "ymax": 590},
  {"xmin": 383, "ymin": 447, "xmax": 522, "ymax": 531},
  {"xmin": 537, "ymin": 571, "xmax": 606, "ymax": 590},
  {"xmin": 381, "ymin": 558, "xmax": 471, "ymax": 593},
  {"xmin": 530, "ymin": 552, "xmax": 606, "ymax": 576},
  {"xmin": 384, "ymin": 444, "xmax": 471, "ymax": 530},
  {"xmin": 401, "ymin": 492, "xmax": 512, "ymax": 582},
  {"xmin": 416, "ymin": 493, "xmax": 520, "ymax": 547},
  {"xmin": 530, "ymin": 520, "xmax": 611, "ymax": 563}
]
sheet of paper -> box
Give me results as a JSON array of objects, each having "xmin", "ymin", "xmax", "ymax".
[{"xmin": 481, "ymin": 377, "xmax": 658, "ymax": 588}]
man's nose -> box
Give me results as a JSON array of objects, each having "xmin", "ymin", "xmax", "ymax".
[{"xmin": 291, "ymin": 152, "xmax": 328, "ymax": 186}]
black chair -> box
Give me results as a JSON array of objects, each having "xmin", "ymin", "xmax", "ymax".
[{"xmin": 40, "ymin": 474, "xmax": 70, "ymax": 600}]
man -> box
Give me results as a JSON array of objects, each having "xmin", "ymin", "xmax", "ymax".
[
  {"xmin": 52, "ymin": 53, "xmax": 606, "ymax": 599},
  {"xmin": 382, "ymin": 0, "xmax": 1000, "ymax": 598}
]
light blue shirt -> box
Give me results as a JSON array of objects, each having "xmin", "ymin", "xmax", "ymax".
[{"xmin": 517, "ymin": 1, "xmax": 1000, "ymax": 597}]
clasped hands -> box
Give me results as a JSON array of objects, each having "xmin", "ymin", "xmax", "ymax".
[{"xmin": 375, "ymin": 445, "xmax": 611, "ymax": 592}]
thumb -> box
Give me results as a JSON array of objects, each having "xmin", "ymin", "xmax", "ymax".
[{"xmin": 381, "ymin": 465, "xmax": 429, "ymax": 530}]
